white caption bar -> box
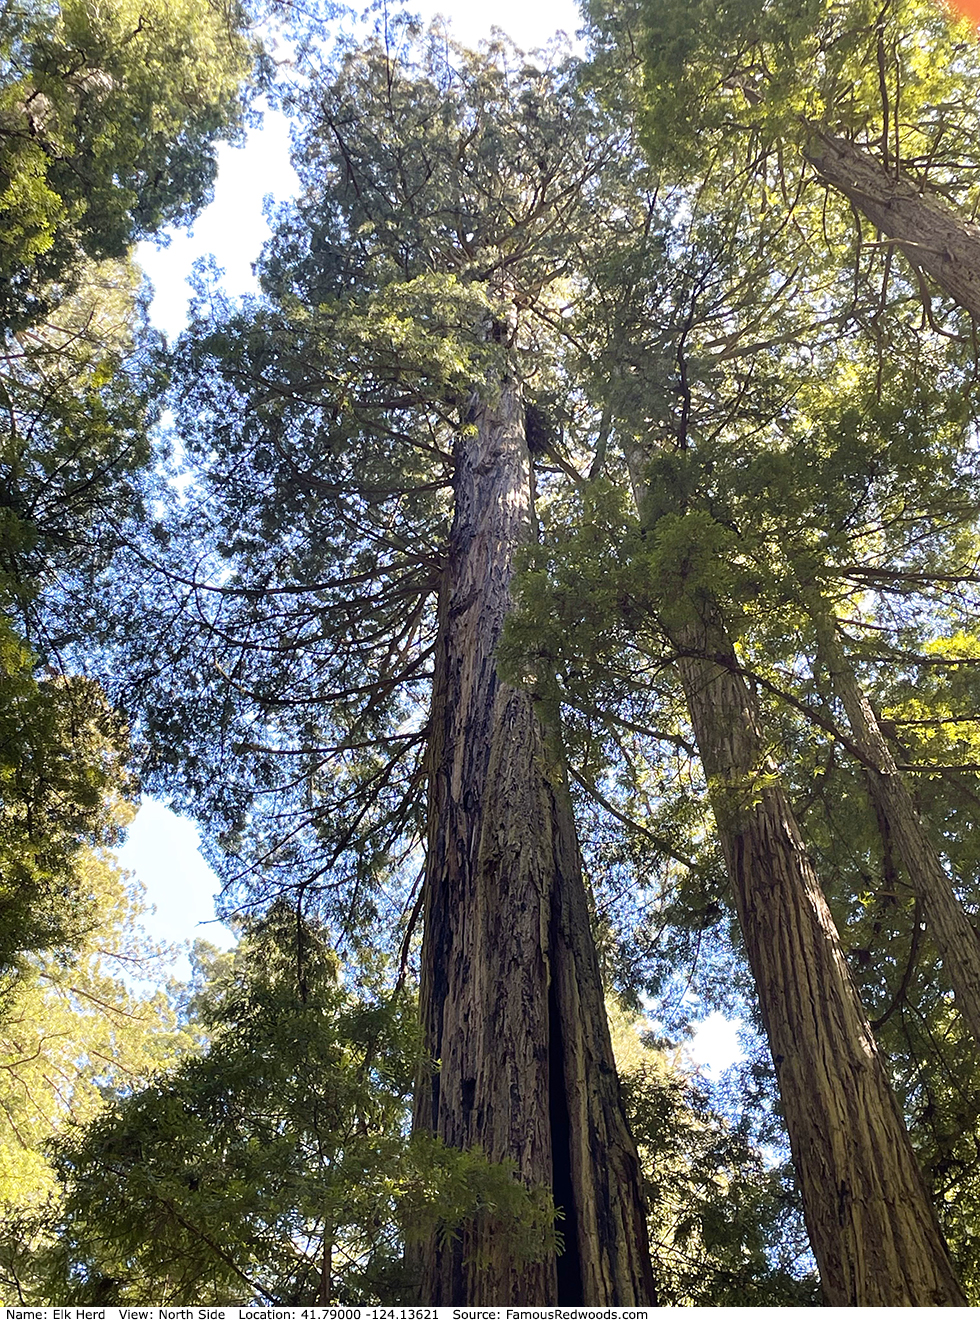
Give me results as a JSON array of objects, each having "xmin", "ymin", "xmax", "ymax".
[
  {"xmin": 0, "ymin": 1309, "xmax": 963, "ymax": 1320},
  {"xmin": 1, "ymin": 1311, "xmax": 658, "ymax": 1322}
]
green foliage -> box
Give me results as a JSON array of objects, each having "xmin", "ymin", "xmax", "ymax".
[
  {"xmin": 628, "ymin": 1069, "xmax": 817, "ymax": 1304},
  {"xmin": 83, "ymin": 5, "xmax": 980, "ymax": 1305},
  {"xmin": 608, "ymin": 1009, "xmax": 817, "ymax": 1304},
  {"xmin": 35, "ymin": 920, "xmax": 818, "ymax": 1306},
  {"xmin": 0, "ymin": 0, "xmax": 259, "ymax": 974},
  {"xmin": 398, "ymin": 1137, "xmax": 560, "ymax": 1280},
  {"xmin": 504, "ymin": 8, "xmax": 980, "ymax": 1294},
  {"xmin": 0, "ymin": 257, "xmax": 164, "ymax": 607},
  {"xmin": 0, "ymin": 629, "xmax": 135, "ymax": 971},
  {"xmin": 504, "ymin": 479, "xmax": 643, "ymax": 687},
  {"xmin": 0, "ymin": 846, "xmax": 185, "ymax": 1304},
  {"xmin": 505, "ymin": 477, "xmax": 749, "ymax": 670},
  {"xmin": 108, "ymin": 24, "xmax": 637, "ymax": 930},
  {"xmin": 40, "ymin": 905, "xmax": 558, "ymax": 1304},
  {"xmin": 0, "ymin": 250, "xmax": 166, "ymax": 1028},
  {"xmin": 587, "ymin": 0, "xmax": 980, "ymax": 184},
  {"xmin": 0, "ymin": 0, "xmax": 262, "ymax": 329}
]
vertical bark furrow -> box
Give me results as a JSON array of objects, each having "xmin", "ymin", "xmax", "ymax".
[
  {"xmin": 671, "ymin": 627, "xmax": 965, "ymax": 1305},
  {"xmin": 414, "ymin": 378, "xmax": 654, "ymax": 1305},
  {"xmin": 802, "ymin": 127, "xmax": 980, "ymax": 321},
  {"xmin": 549, "ymin": 786, "xmax": 657, "ymax": 1305},
  {"xmin": 548, "ymin": 975, "xmax": 584, "ymax": 1305},
  {"xmin": 625, "ymin": 436, "xmax": 961, "ymax": 1301}
]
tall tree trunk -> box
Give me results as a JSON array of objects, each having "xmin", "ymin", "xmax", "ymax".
[
  {"xmin": 627, "ymin": 439, "xmax": 963, "ymax": 1305},
  {"xmin": 810, "ymin": 601, "xmax": 980, "ymax": 1049},
  {"xmin": 413, "ymin": 377, "xmax": 655, "ymax": 1306},
  {"xmin": 803, "ymin": 127, "xmax": 980, "ymax": 320},
  {"xmin": 670, "ymin": 607, "xmax": 965, "ymax": 1305}
]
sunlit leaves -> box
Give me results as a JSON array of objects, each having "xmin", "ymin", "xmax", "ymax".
[
  {"xmin": 0, "ymin": 846, "xmax": 185, "ymax": 1304},
  {"xmin": 0, "ymin": 0, "xmax": 261, "ymax": 329}
]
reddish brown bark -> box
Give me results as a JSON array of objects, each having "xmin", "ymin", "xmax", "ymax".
[
  {"xmin": 413, "ymin": 378, "xmax": 655, "ymax": 1305},
  {"xmin": 624, "ymin": 434, "xmax": 962, "ymax": 1302}
]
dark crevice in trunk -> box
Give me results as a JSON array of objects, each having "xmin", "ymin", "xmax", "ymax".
[
  {"xmin": 548, "ymin": 973, "xmax": 583, "ymax": 1305},
  {"xmin": 414, "ymin": 379, "xmax": 654, "ymax": 1303}
]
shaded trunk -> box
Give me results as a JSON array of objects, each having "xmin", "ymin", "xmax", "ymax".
[
  {"xmin": 626, "ymin": 435, "xmax": 962, "ymax": 1303},
  {"xmin": 670, "ymin": 607, "xmax": 965, "ymax": 1305},
  {"xmin": 413, "ymin": 378, "xmax": 655, "ymax": 1306},
  {"xmin": 811, "ymin": 604, "xmax": 980, "ymax": 1049},
  {"xmin": 317, "ymin": 1232, "xmax": 332, "ymax": 1305},
  {"xmin": 803, "ymin": 127, "xmax": 980, "ymax": 320}
]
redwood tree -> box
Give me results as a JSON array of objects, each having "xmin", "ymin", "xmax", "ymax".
[
  {"xmin": 120, "ymin": 27, "xmax": 656, "ymax": 1304},
  {"xmin": 587, "ymin": 0, "xmax": 980, "ymax": 320},
  {"xmin": 415, "ymin": 377, "xmax": 652, "ymax": 1303},
  {"xmin": 497, "ymin": 58, "xmax": 978, "ymax": 1289}
]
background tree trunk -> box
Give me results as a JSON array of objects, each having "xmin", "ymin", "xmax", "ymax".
[
  {"xmin": 803, "ymin": 128, "xmax": 980, "ymax": 320},
  {"xmin": 810, "ymin": 602, "xmax": 980, "ymax": 1050},
  {"xmin": 670, "ymin": 607, "xmax": 965, "ymax": 1305},
  {"xmin": 413, "ymin": 378, "xmax": 655, "ymax": 1306},
  {"xmin": 626, "ymin": 434, "xmax": 962, "ymax": 1304}
]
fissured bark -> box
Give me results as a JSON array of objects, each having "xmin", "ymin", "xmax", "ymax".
[
  {"xmin": 811, "ymin": 601, "xmax": 980, "ymax": 1051},
  {"xmin": 804, "ymin": 127, "xmax": 980, "ymax": 320},
  {"xmin": 622, "ymin": 424, "xmax": 964, "ymax": 1303},
  {"xmin": 671, "ymin": 604, "xmax": 965, "ymax": 1306},
  {"xmin": 413, "ymin": 378, "xmax": 655, "ymax": 1306}
]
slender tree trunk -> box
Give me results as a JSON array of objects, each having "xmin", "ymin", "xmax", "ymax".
[
  {"xmin": 317, "ymin": 1232, "xmax": 332, "ymax": 1305},
  {"xmin": 810, "ymin": 602, "xmax": 980, "ymax": 1049},
  {"xmin": 802, "ymin": 127, "xmax": 980, "ymax": 320},
  {"xmin": 626, "ymin": 438, "xmax": 963, "ymax": 1304},
  {"xmin": 413, "ymin": 377, "xmax": 655, "ymax": 1306}
]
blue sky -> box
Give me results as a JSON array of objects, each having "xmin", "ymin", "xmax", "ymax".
[{"xmin": 118, "ymin": 0, "xmax": 744, "ymax": 1072}]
